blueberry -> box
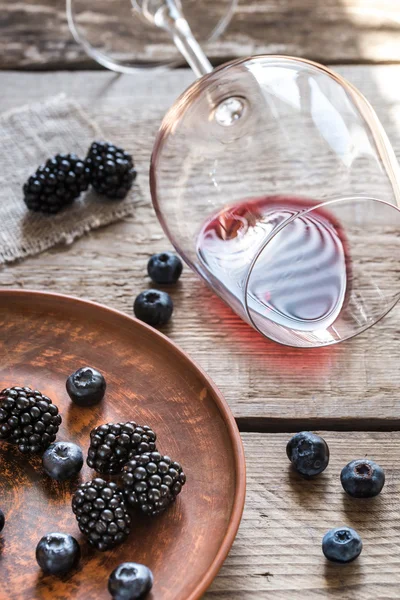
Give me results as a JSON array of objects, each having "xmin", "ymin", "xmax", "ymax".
[
  {"xmin": 66, "ymin": 366, "xmax": 106, "ymax": 406},
  {"xmin": 108, "ymin": 562, "xmax": 153, "ymax": 600},
  {"xmin": 0, "ymin": 509, "xmax": 4, "ymax": 532},
  {"xmin": 322, "ymin": 527, "xmax": 362, "ymax": 563},
  {"xmin": 134, "ymin": 290, "xmax": 173, "ymax": 327},
  {"xmin": 286, "ymin": 431, "xmax": 329, "ymax": 477},
  {"xmin": 147, "ymin": 252, "xmax": 183, "ymax": 285},
  {"xmin": 42, "ymin": 442, "xmax": 83, "ymax": 481},
  {"xmin": 341, "ymin": 459, "xmax": 385, "ymax": 498},
  {"xmin": 36, "ymin": 532, "xmax": 81, "ymax": 575}
]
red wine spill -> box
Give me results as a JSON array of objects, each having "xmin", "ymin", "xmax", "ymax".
[{"xmin": 196, "ymin": 196, "xmax": 350, "ymax": 335}]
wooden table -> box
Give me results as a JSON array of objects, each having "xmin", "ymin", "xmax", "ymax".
[{"xmin": 2, "ymin": 1, "xmax": 400, "ymax": 598}]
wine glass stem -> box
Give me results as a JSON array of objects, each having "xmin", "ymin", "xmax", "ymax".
[{"xmin": 158, "ymin": 0, "xmax": 213, "ymax": 77}]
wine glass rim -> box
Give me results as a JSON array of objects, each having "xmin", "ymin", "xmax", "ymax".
[{"xmin": 242, "ymin": 195, "xmax": 400, "ymax": 348}]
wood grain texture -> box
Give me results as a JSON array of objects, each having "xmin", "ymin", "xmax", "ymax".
[
  {"xmin": 1, "ymin": 0, "xmax": 400, "ymax": 69},
  {"xmin": 1, "ymin": 67, "xmax": 400, "ymax": 426},
  {"xmin": 0, "ymin": 290, "xmax": 245, "ymax": 600},
  {"xmin": 206, "ymin": 431, "xmax": 400, "ymax": 599}
]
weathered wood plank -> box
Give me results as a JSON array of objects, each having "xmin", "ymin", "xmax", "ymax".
[
  {"xmin": 1, "ymin": 0, "xmax": 400, "ymax": 69},
  {"xmin": 206, "ymin": 432, "xmax": 400, "ymax": 598},
  {"xmin": 0, "ymin": 67, "xmax": 400, "ymax": 426}
]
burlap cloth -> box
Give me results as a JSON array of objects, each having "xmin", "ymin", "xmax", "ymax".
[{"xmin": 0, "ymin": 94, "xmax": 142, "ymax": 264}]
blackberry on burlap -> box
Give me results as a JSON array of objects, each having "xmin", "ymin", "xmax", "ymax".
[
  {"xmin": 72, "ymin": 478, "xmax": 131, "ymax": 551},
  {"xmin": 0, "ymin": 386, "xmax": 61, "ymax": 454},
  {"xmin": 87, "ymin": 422, "xmax": 157, "ymax": 475},
  {"xmin": 121, "ymin": 452, "xmax": 186, "ymax": 516},
  {"xmin": 85, "ymin": 142, "xmax": 137, "ymax": 199},
  {"xmin": 23, "ymin": 153, "xmax": 90, "ymax": 214}
]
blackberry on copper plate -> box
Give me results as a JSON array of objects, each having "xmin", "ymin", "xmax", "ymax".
[
  {"xmin": 0, "ymin": 386, "xmax": 61, "ymax": 454},
  {"xmin": 122, "ymin": 452, "xmax": 186, "ymax": 516},
  {"xmin": 72, "ymin": 478, "xmax": 131, "ymax": 551},
  {"xmin": 85, "ymin": 142, "xmax": 137, "ymax": 199},
  {"xmin": 87, "ymin": 422, "xmax": 157, "ymax": 475},
  {"xmin": 23, "ymin": 153, "xmax": 90, "ymax": 214}
]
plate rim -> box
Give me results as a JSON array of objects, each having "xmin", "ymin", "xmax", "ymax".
[{"xmin": 0, "ymin": 288, "xmax": 246, "ymax": 599}]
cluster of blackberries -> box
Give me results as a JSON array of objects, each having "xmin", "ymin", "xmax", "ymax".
[
  {"xmin": 287, "ymin": 431, "xmax": 386, "ymax": 563},
  {"xmin": 23, "ymin": 141, "xmax": 137, "ymax": 214},
  {"xmin": 64, "ymin": 366, "xmax": 186, "ymax": 554},
  {"xmin": 0, "ymin": 368, "xmax": 185, "ymax": 599},
  {"xmin": 73, "ymin": 419, "xmax": 186, "ymax": 551}
]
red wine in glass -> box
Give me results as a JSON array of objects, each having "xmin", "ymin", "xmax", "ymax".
[{"xmin": 196, "ymin": 195, "xmax": 351, "ymax": 334}]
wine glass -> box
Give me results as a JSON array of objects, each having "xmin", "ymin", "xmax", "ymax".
[
  {"xmin": 68, "ymin": 0, "xmax": 400, "ymax": 348},
  {"xmin": 66, "ymin": 0, "xmax": 236, "ymax": 73}
]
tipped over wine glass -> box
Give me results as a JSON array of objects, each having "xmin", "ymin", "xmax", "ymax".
[{"xmin": 68, "ymin": 0, "xmax": 400, "ymax": 347}]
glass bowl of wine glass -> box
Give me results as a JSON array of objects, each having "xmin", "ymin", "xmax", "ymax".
[{"xmin": 151, "ymin": 55, "xmax": 400, "ymax": 347}]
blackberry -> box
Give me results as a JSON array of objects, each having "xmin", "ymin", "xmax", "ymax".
[
  {"xmin": 72, "ymin": 478, "xmax": 131, "ymax": 551},
  {"xmin": 87, "ymin": 422, "xmax": 157, "ymax": 475},
  {"xmin": 122, "ymin": 452, "xmax": 186, "ymax": 516},
  {"xmin": 0, "ymin": 386, "xmax": 61, "ymax": 454},
  {"xmin": 85, "ymin": 141, "xmax": 137, "ymax": 199},
  {"xmin": 23, "ymin": 153, "xmax": 90, "ymax": 214}
]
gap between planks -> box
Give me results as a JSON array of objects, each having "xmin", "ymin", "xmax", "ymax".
[
  {"xmin": 9, "ymin": 57, "xmax": 400, "ymax": 72},
  {"xmin": 236, "ymin": 417, "xmax": 400, "ymax": 434}
]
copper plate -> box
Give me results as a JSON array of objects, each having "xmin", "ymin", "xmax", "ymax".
[{"xmin": 0, "ymin": 290, "xmax": 245, "ymax": 600}]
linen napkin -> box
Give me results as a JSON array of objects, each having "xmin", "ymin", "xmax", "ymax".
[{"xmin": 0, "ymin": 94, "xmax": 142, "ymax": 263}]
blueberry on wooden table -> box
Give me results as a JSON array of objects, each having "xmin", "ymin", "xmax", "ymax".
[
  {"xmin": 42, "ymin": 441, "xmax": 83, "ymax": 481},
  {"xmin": 286, "ymin": 431, "xmax": 329, "ymax": 477},
  {"xmin": 66, "ymin": 366, "xmax": 106, "ymax": 406},
  {"xmin": 36, "ymin": 533, "xmax": 81, "ymax": 575},
  {"xmin": 133, "ymin": 290, "xmax": 173, "ymax": 327},
  {"xmin": 108, "ymin": 562, "xmax": 153, "ymax": 600},
  {"xmin": 322, "ymin": 527, "xmax": 362, "ymax": 563},
  {"xmin": 341, "ymin": 459, "xmax": 385, "ymax": 498},
  {"xmin": 147, "ymin": 252, "xmax": 183, "ymax": 284},
  {"xmin": 0, "ymin": 509, "xmax": 4, "ymax": 532}
]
